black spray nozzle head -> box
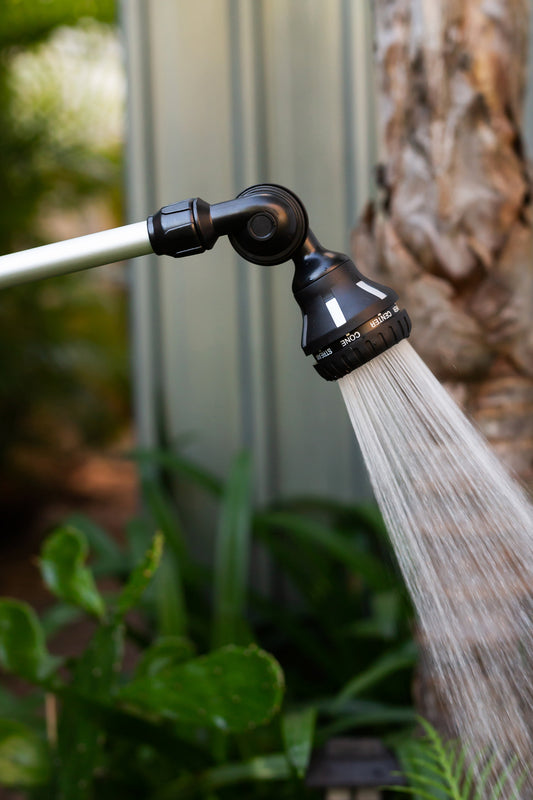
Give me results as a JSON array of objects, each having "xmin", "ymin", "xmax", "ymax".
[
  {"xmin": 147, "ymin": 183, "xmax": 410, "ymax": 380},
  {"xmin": 291, "ymin": 231, "xmax": 411, "ymax": 380}
]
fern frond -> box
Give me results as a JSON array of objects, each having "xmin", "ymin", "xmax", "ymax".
[
  {"xmin": 507, "ymin": 768, "xmax": 528, "ymax": 800},
  {"xmin": 391, "ymin": 718, "xmax": 530, "ymax": 800},
  {"xmin": 489, "ymin": 755, "xmax": 519, "ymax": 800},
  {"xmin": 472, "ymin": 751, "xmax": 502, "ymax": 800}
]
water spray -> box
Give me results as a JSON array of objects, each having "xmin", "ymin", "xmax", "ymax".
[{"xmin": 0, "ymin": 184, "xmax": 410, "ymax": 377}]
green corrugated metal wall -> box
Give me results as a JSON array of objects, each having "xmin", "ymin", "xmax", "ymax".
[{"xmin": 122, "ymin": 0, "xmax": 377, "ymax": 507}]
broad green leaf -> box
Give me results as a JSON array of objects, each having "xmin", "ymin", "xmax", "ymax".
[
  {"xmin": 135, "ymin": 636, "xmax": 196, "ymax": 678},
  {"xmin": 115, "ymin": 532, "xmax": 164, "ymax": 618},
  {"xmin": 282, "ymin": 707, "xmax": 316, "ymax": 778},
  {"xmin": 39, "ymin": 527, "xmax": 105, "ymax": 619},
  {"xmin": 0, "ymin": 719, "xmax": 50, "ymax": 787},
  {"xmin": 212, "ymin": 451, "xmax": 253, "ymax": 649},
  {"xmin": 0, "ymin": 600, "xmax": 57, "ymax": 682},
  {"xmin": 120, "ymin": 644, "xmax": 284, "ymax": 733}
]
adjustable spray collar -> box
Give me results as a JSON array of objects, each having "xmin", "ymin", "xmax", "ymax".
[{"xmin": 147, "ymin": 183, "xmax": 411, "ymax": 380}]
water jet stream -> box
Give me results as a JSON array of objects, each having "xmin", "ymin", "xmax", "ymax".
[{"xmin": 340, "ymin": 339, "xmax": 533, "ymax": 794}]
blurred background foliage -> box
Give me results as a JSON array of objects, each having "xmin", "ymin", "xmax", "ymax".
[{"xmin": 0, "ymin": 0, "xmax": 130, "ymax": 520}]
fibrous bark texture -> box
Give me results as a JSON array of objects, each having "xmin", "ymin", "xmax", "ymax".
[{"xmin": 354, "ymin": 0, "xmax": 533, "ymax": 489}]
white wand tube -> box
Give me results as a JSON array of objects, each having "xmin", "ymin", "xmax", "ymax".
[{"xmin": 0, "ymin": 221, "xmax": 153, "ymax": 289}]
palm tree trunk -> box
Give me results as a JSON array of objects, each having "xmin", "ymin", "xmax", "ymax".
[
  {"xmin": 354, "ymin": 0, "xmax": 533, "ymax": 488},
  {"xmin": 353, "ymin": 0, "xmax": 533, "ymax": 741}
]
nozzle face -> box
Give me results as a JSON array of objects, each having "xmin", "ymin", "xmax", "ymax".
[
  {"xmin": 292, "ymin": 236, "xmax": 411, "ymax": 380},
  {"xmin": 311, "ymin": 301, "xmax": 412, "ymax": 380}
]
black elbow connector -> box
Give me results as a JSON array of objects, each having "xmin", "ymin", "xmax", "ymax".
[{"xmin": 147, "ymin": 183, "xmax": 411, "ymax": 380}]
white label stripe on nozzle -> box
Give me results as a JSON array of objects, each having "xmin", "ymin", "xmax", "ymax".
[
  {"xmin": 356, "ymin": 280, "xmax": 388, "ymax": 300},
  {"xmin": 325, "ymin": 297, "xmax": 347, "ymax": 327}
]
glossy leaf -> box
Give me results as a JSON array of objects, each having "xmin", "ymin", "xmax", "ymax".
[
  {"xmin": 120, "ymin": 644, "xmax": 284, "ymax": 733},
  {"xmin": 39, "ymin": 526, "xmax": 105, "ymax": 619},
  {"xmin": 0, "ymin": 719, "xmax": 50, "ymax": 787},
  {"xmin": 0, "ymin": 600, "xmax": 57, "ymax": 682}
]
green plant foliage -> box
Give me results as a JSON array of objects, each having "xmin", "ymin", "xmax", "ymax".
[
  {"xmin": 1, "ymin": 0, "xmax": 115, "ymax": 48},
  {"xmin": 39, "ymin": 526, "xmax": 106, "ymax": 619},
  {"xmin": 114, "ymin": 531, "xmax": 164, "ymax": 618},
  {"xmin": 334, "ymin": 640, "xmax": 418, "ymax": 705},
  {"xmin": 0, "ymin": 449, "xmax": 418, "ymax": 798},
  {"xmin": 0, "ymin": 600, "xmax": 57, "ymax": 682},
  {"xmin": 154, "ymin": 753, "xmax": 293, "ymax": 800},
  {"xmin": 282, "ymin": 708, "xmax": 317, "ymax": 778},
  {"xmin": 212, "ymin": 450, "xmax": 254, "ymax": 649},
  {"xmin": 0, "ymin": 719, "xmax": 51, "ymax": 787},
  {"xmin": 0, "ymin": 3, "xmax": 129, "ymax": 501},
  {"xmin": 134, "ymin": 636, "xmax": 197, "ymax": 678},
  {"xmin": 392, "ymin": 718, "xmax": 528, "ymax": 800},
  {"xmin": 120, "ymin": 644, "xmax": 284, "ymax": 733}
]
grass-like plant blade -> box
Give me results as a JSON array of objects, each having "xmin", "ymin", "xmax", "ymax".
[
  {"xmin": 141, "ymin": 477, "xmax": 187, "ymax": 562},
  {"xmin": 211, "ymin": 451, "xmax": 253, "ymax": 649},
  {"xmin": 115, "ymin": 532, "xmax": 164, "ymax": 619},
  {"xmin": 316, "ymin": 706, "xmax": 416, "ymax": 743},
  {"xmin": 127, "ymin": 446, "xmax": 223, "ymax": 497},
  {"xmin": 154, "ymin": 550, "xmax": 187, "ymax": 637},
  {"xmin": 254, "ymin": 510, "xmax": 393, "ymax": 590},
  {"xmin": 154, "ymin": 753, "xmax": 291, "ymax": 800},
  {"xmin": 141, "ymin": 478, "xmax": 189, "ymax": 635},
  {"xmin": 334, "ymin": 640, "xmax": 417, "ymax": 704},
  {"xmin": 281, "ymin": 707, "xmax": 316, "ymax": 778}
]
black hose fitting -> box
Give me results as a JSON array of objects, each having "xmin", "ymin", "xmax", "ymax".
[{"xmin": 146, "ymin": 184, "xmax": 411, "ymax": 380}]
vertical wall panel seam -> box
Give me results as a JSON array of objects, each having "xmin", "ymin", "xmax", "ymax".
[{"xmin": 122, "ymin": 0, "xmax": 164, "ymax": 452}]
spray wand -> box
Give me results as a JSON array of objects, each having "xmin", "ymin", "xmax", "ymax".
[{"xmin": 0, "ymin": 184, "xmax": 410, "ymax": 378}]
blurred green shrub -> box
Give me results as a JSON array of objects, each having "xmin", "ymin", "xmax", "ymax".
[{"xmin": 0, "ymin": 0, "xmax": 128, "ymax": 499}]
